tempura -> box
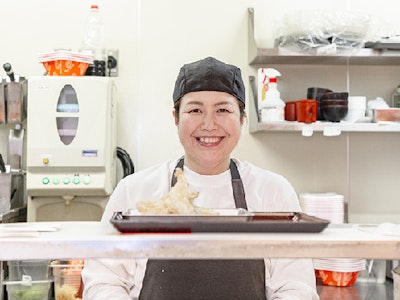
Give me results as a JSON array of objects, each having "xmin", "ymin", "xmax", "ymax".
[{"xmin": 136, "ymin": 168, "xmax": 215, "ymax": 215}]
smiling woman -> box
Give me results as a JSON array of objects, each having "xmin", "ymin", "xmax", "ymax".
[
  {"xmin": 81, "ymin": 57, "xmax": 319, "ymax": 300},
  {"xmin": 175, "ymin": 91, "xmax": 244, "ymax": 175}
]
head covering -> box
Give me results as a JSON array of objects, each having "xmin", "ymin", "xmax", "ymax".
[{"xmin": 172, "ymin": 57, "xmax": 245, "ymax": 106}]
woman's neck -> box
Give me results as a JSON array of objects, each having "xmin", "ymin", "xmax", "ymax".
[{"xmin": 183, "ymin": 156, "xmax": 231, "ymax": 175}]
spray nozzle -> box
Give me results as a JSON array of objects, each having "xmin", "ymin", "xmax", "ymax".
[{"xmin": 261, "ymin": 68, "xmax": 281, "ymax": 84}]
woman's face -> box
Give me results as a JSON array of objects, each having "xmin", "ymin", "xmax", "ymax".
[{"xmin": 174, "ymin": 91, "xmax": 244, "ymax": 175}]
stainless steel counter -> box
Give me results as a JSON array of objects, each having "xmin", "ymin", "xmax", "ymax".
[
  {"xmin": 0, "ymin": 222, "xmax": 399, "ymax": 261},
  {"xmin": 1, "ymin": 221, "xmax": 399, "ymax": 299}
]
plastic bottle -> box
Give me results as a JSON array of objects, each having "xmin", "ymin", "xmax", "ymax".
[
  {"xmin": 80, "ymin": 4, "xmax": 106, "ymax": 76},
  {"xmin": 260, "ymin": 68, "xmax": 285, "ymax": 122},
  {"xmin": 392, "ymin": 85, "xmax": 400, "ymax": 108}
]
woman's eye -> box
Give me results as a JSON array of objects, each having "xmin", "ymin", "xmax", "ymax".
[
  {"xmin": 189, "ymin": 108, "xmax": 201, "ymax": 113},
  {"xmin": 218, "ymin": 108, "xmax": 230, "ymax": 113}
]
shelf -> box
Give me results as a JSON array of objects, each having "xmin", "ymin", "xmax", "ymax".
[
  {"xmin": 248, "ymin": 8, "xmax": 400, "ymax": 66},
  {"xmin": 248, "ymin": 76, "xmax": 400, "ymax": 134},
  {"xmin": 252, "ymin": 121, "xmax": 400, "ymax": 133}
]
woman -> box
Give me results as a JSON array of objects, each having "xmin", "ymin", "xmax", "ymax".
[{"xmin": 82, "ymin": 57, "xmax": 319, "ymax": 300}]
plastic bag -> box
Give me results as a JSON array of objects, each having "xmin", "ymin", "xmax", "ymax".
[{"xmin": 274, "ymin": 10, "xmax": 372, "ymax": 54}]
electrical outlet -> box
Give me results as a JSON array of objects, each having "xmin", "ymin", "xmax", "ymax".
[{"xmin": 106, "ymin": 49, "xmax": 119, "ymax": 77}]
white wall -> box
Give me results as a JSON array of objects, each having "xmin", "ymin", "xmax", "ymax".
[{"xmin": 1, "ymin": 0, "xmax": 400, "ymax": 222}]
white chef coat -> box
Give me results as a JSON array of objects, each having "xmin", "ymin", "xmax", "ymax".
[{"xmin": 82, "ymin": 158, "xmax": 319, "ymax": 300}]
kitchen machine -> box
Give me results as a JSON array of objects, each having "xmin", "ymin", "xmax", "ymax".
[
  {"xmin": 26, "ymin": 76, "xmax": 117, "ymax": 221},
  {"xmin": 0, "ymin": 65, "xmax": 28, "ymax": 223}
]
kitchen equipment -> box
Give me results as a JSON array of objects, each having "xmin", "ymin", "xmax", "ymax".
[
  {"xmin": 2, "ymin": 63, "xmax": 27, "ymax": 124},
  {"xmin": 0, "ymin": 172, "xmax": 11, "ymax": 217},
  {"xmin": 26, "ymin": 76, "xmax": 117, "ymax": 221},
  {"xmin": 4, "ymin": 81, "xmax": 27, "ymax": 124},
  {"xmin": 8, "ymin": 127, "xmax": 24, "ymax": 170},
  {"xmin": 296, "ymin": 99, "xmax": 318, "ymax": 123},
  {"xmin": 0, "ymin": 154, "xmax": 6, "ymax": 173},
  {"xmin": 0, "ymin": 170, "xmax": 25, "ymax": 222},
  {"xmin": 3, "ymin": 63, "xmax": 15, "ymax": 82},
  {"xmin": 0, "ymin": 80, "xmax": 5, "ymax": 124},
  {"xmin": 358, "ymin": 259, "xmax": 386, "ymax": 283},
  {"xmin": 393, "ymin": 264, "xmax": 400, "ymax": 300}
]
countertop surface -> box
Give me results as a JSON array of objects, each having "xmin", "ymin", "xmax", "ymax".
[{"xmin": 0, "ymin": 222, "xmax": 399, "ymax": 261}]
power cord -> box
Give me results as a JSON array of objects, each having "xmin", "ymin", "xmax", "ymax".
[{"xmin": 116, "ymin": 147, "xmax": 134, "ymax": 178}]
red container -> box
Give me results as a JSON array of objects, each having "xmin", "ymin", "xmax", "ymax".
[
  {"xmin": 296, "ymin": 99, "xmax": 318, "ymax": 123},
  {"xmin": 285, "ymin": 101, "xmax": 297, "ymax": 121},
  {"xmin": 318, "ymin": 270, "xmax": 359, "ymax": 287}
]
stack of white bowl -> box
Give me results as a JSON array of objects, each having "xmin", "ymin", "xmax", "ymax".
[
  {"xmin": 343, "ymin": 96, "xmax": 366, "ymax": 123},
  {"xmin": 299, "ymin": 192, "xmax": 344, "ymax": 224},
  {"xmin": 299, "ymin": 192, "xmax": 365, "ymax": 276}
]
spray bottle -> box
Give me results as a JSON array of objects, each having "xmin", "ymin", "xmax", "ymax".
[{"xmin": 258, "ymin": 68, "xmax": 285, "ymax": 122}]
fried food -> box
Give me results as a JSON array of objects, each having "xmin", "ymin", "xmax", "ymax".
[{"xmin": 136, "ymin": 168, "xmax": 216, "ymax": 215}]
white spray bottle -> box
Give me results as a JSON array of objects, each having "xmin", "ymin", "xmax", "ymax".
[{"xmin": 258, "ymin": 68, "xmax": 285, "ymax": 122}]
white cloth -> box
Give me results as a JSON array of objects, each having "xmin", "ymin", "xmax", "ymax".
[{"xmin": 82, "ymin": 158, "xmax": 319, "ymax": 300}]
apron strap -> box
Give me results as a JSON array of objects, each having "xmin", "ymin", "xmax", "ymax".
[
  {"xmin": 170, "ymin": 157, "xmax": 247, "ymax": 210},
  {"xmin": 230, "ymin": 159, "xmax": 247, "ymax": 210},
  {"xmin": 170, "ymin": 157, "xmax": 184, "ymax": 187}
]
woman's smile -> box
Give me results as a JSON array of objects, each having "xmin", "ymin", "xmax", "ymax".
[{"xmin": 196, "ymin": 136, "xmax": 224, "ymax": 146}]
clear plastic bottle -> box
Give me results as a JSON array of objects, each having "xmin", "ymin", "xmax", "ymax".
[
  {"xmin": 392, "ymin": 85, "xmax": 400, "ymax": 108},
  {"xmin": 81, "ymin": 4, "xmax": 106, "ymax": 76}
]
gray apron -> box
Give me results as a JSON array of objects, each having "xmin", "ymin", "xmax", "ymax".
[{"xmin": 139, "ymin": 158, "xmax": 266, "ymax": 300}]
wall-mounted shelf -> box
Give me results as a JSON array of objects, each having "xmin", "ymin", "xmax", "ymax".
[
  {"xmin": 247, "ymin": 7, "xmax": 400, "ymax": 134},
  {"xmin": 248, "ymin": 7, "xmax": 400, "ymax": 66},
  {"xmin": 252, "ymin": 120, "xmax": 400, "ymax": 133},
  {"xmin": 248, "ymin": 76, "xmax": 400, "ymax": 134}
]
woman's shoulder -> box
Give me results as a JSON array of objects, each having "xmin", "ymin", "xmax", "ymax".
[
  {"xmin": 234, "ymin": 159, "xmax": 287, "ymax": 180},
  {"xmin": 118, "ymin": 158, "xmax": 179, "ymax": 186}
]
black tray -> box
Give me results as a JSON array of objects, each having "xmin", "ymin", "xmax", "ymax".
[{"xmin": 110, "ymin": 211, "xmax": 330, "ymax": 233}]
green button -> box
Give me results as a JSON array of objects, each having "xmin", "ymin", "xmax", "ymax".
[
  {"xmin": 73, "ymin": 177, "xmax": 80, "ymax": 184},
  {"xmin": 63, "ymin": 177, "xmax": 71, "ymax": 184},
  {"xmin": 83, "ymin": 176, "xmax": 91, "ymax": 185},
  {"xmin": 53, "ymin": 178, "xmax": 60, "ymax": 185},
  {"xmin": 42, "ymin": 177, "xmax": 50, "ymax": 185}
]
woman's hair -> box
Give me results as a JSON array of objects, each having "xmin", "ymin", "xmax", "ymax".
[{"xmin": 174, "ymin": 98, "xmax": 246, "ymax": 122}]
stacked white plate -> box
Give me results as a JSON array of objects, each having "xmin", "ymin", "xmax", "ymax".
[
  {"xmin": 299, "ymin": 193, "xmax": 366, "ymax": 273},
  {"xmin": 313, "ymin": 258, "xmax": 366, "ymax": 272},
  {"xmin": 38, "ymin": 50, "xmax": 94, "ymax": 63},
  {"xmin": 299, "ymin": 192, "xmax": 344, "ymax": 224}
]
